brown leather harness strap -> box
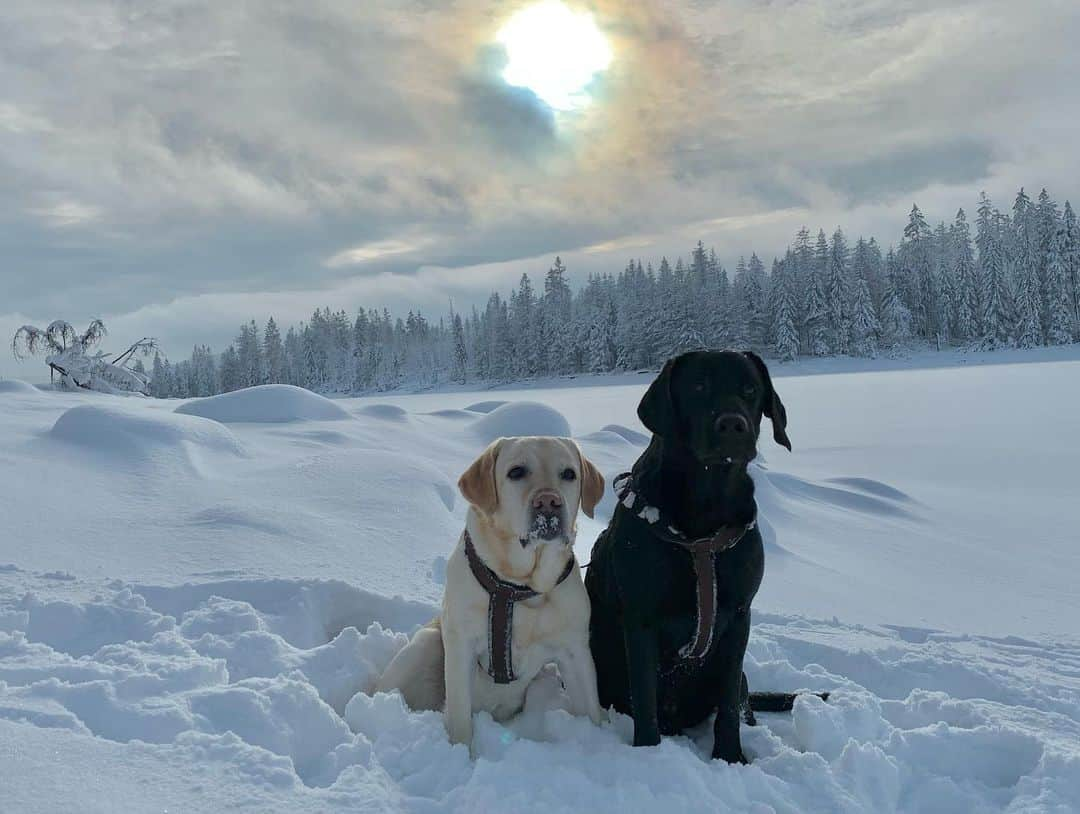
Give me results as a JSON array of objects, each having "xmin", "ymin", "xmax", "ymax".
[
  {"xmin": 671, "ymin": 528, "xmax": 748, "ymax": 659},
  {"xmin": 613, "ymin": 472, "xmax": 755, "ymax": 662},
  {"xmin": 463, "ymin": 530, "xmax": 576, "ymax": 684}
]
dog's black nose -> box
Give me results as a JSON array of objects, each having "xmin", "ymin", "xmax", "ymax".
[{"xmin": 715, "ymin": 413, "xmax": 749, "ymax": 435}]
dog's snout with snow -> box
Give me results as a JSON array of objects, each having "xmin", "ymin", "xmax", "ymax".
[{"xmin": 528, "ymin": 488, "xmax": 565, "ymax": 542}]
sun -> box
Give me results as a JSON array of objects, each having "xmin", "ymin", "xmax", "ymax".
[{"xmin": 496, "ymin": 1, "xmax": 613, "ymax": 111}]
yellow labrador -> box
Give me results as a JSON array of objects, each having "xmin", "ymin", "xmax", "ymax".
[{"xmin": 375, "ymin": 436, "xmax": 605, "ymax": 752}]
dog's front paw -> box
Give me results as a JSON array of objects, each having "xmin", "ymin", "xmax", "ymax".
[
  {"xmin": 632, "ymin": 727, "xmax": 661, "ymax": 747},
  {"xmin": 445, "ymin": 717, "xmax": 474, "ymax": 752},
  {"xmin": 712, "ymin": 744, "xmax": 748, "ymax": 764}
]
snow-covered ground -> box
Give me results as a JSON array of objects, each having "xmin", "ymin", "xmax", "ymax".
[{"xmin": 1, "ymin": 358, "xmax": 1078, "ymax": 812}]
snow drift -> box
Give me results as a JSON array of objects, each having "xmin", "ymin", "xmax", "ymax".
[
  {"xmin": 0, "ymin": 379, "xmax": 39, "ymax": 395},
  {"xmin": 470, "ymin": 401, "xmax": 572, "ymax": 442},
  {"xmin": 49, "ymin": 405, "xmax": 244, "ymax": 470},
  {"xmin": 176, "ymin": 384, "xmax": 352, "ymax": 423}
]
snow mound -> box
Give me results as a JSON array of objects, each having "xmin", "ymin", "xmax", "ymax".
[
  {"xmin": 826, "ymin": 476, "xmax": 915, "ymax": 503},
  {"xmin": 424, "ymin": 408, "xmax": 476, "ymax": 420},
  {"xmin": 600, "ymin": 423, "xmax": 650, "ymax": 446},
  {"xmin": 763, "ymin": 471, "xmax": 919, "ymax": 520},
  {"xmin": 176, "ymin": 385, "xmax": 351, "ymax": 423},
  {"xmin": 49, "ymin": 406, "xmax": 244, "ymax": 469},
  {"xmin": 464, "ymin": 400, "xmax": 508, "ymax": 414},
  {"xmin": 470, "ymin": 401, "xmax": 572, "ymax": 442},
  {"xmin": 354, "ymin": 404, "xmax": 408, "ymax": 422},
  {"xmin": 0, "ymin": 379, "xmax": 39, "ymax": 395},
  {"xmin": 579, "ymin": 430, "xmax": 637, "ymax": 448}
]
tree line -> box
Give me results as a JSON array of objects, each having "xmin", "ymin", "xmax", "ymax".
[{"xmin": 149, "ymin": 186, "xmax": 1080, "ymax": 398}]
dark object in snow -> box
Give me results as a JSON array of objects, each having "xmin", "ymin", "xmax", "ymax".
[{"xmin": 586, "ymin": 350, "xmax": 820, "ymax": 764}]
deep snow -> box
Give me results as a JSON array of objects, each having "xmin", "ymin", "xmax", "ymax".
[{"xmin": 1, "ymin": 357, "xmax": 1078, "ymax": 812}]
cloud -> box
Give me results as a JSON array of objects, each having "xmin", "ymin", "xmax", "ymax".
[
  {"xmin": 26, "ymin": 200, "xmax": 105, "ymax": 229},
  {"xmin": 1, "ymin": 0, "xmax": 1078, "ymax": 375},
  {"xmin": 325, "ymin": 239, "xmax": 428, "ymax": 269}
]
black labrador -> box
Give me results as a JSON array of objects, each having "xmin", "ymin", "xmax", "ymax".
[{"xmin": 586, "ymin": 349, "xmax": 805, "ymax": 763}]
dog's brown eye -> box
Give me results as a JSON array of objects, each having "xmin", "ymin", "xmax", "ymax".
[
  {"xmin": 507, "ymin": 466, "xmax": 527, "ymax": 481},
  {"xmin": 744, "ymin": 385, "xmax": 757, "ymax": 398},
  {"xmin": 560, "ymin": 468, "xmax": 577, "ymax": 481}
]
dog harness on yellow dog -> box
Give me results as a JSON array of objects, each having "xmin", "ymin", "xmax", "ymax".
[
  {"xmin": 463, "ymin": 530, "xmax": 576, "ymax": 684},
  {"xmin": 613, "ymin": 473, "xmax": 756, "ymax": 660}
]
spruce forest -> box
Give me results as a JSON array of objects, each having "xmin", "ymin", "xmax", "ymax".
[{"xmin": 148, "ymin": 188, "xmax": 1080, "ymax": 397}]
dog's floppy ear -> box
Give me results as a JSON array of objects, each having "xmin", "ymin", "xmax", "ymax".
[
  {"xmin": 743, "ymin": 351, "xmax": 791, "ymax": 451},
  {"xmin": 574, "ymin": 443, "xmax": 605, "ymax": 519},
  {"xmin": 637, "ymin": 356, "xmax": 679, "ymax": 437},
  {"xmin": 458, "ymin": 438, "xmax": 504, "ymax": 516}
]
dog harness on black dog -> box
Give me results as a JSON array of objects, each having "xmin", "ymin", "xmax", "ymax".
[
  {"xmin": 613, "ymin": 473, "xmax": 756, "ymax": 660},
  {"xmin": 463, "ymin": 530, "xmax": 576, "ymax": 684}
]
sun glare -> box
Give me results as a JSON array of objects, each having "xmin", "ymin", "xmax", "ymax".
[{"xmin": 496, "ymin": 1, "xmax": 613, "ymax": 111}]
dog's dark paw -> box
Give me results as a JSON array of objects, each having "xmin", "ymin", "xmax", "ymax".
[
  {"xmin": 712, "ymin": 743, "xmax": 749, "ymax": 764},
  {"xmin": 740, "ymin": 703, "xmax": 757, "ymax": 727},
  {"xmin": 632, "ymin": 730, "xmax": 662, "ymax": 748}
]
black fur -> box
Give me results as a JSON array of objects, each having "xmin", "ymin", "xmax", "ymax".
[{"xmin": 585, "ymin": 350, "xmax": 793, "ymax": 763}]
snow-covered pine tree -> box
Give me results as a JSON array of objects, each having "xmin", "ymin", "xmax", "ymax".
[
  {"xmin": 711, "ymin": 263, "xmax": 733, "ymax": 349},
  {"xmin": 933, "ymin": 221, "xmax": 957, "ymax": 345},
  {"xmin": 586, "ymin": 298, "xmax": 617, "ymax": 373},
  {"xmin": 826, "ymin": 228, "xmax": 851, "ymax": 354},
  {"xmin": 1035, "ymin": 189, "xmax": 1060, "ymax": 337},
  {"xmin": 745, "ymin": 253, "xmax": 768, "ymax": 350},
  {"xmin": 937, "ymin": 250, "xmax": 958, "ymax": 345},
  {"xmin": 772, "ymin": 257, "xmax": 800, "ymax": 361},
  {"xmin": 664, "ymin": 256, "xmax": 698, "ymax": 355},
  {"xmin": 975, "ymin": 194, "xmax": 1012, "ymax": 348},
  {"xmin": 730, "ymin": 257, "xmax": 751, "ymax": 350},
  {"xmin": 901, "ymin": 205, "xmax": 938, "ymax": 342},
  {"xmin": 1045, "ymin": 220, "xmax": 1075, "ymax": 345},
  {"xmin": 171, "ymin": 361, "xmax": 189, "ymax": 398},
  {"xmin": 510, "ymin": 273, "xmax": 540, "ymax": 378},
  {"xmin": 952, "ymin": 209, "xmax": 980, "ymax": 342},
  {"xmin": 327, "ymin": 309, "xmax": 354, "ymax": 392},
  {"xmin": 798, "ymin": 231, "xmax": 828, "ymax": 355},
  {"xmin": 542, "ymin": 257, "xmax": 574, "ymax": 376},
  {"xmin": 485, "ymin": 293, "xmax": 512, "ymax": 382},
  {"xmin": 218, "ymin": 345, "xmax": 242, "ymax": 392},
  {"xmin": 1062, "ymin": 202, "xmax": 1080, "ymax": 338},
  {"xmin": 236, "ymin": 320, "xmax": 263, "ymax": 388},
  {"xmin": 803, "ymin": 271, "xmax": 829, "ymax": 356},
  {"xmin": 189, "ymin": 345, "xmax": 216, "ymax": 396},
  {"xmin": 351, "ymin": 311, "xmax": 369, "ymax": 391},
  {"xmin": 850, "ymin": 275, "xmax": 880, "ymax": 358},
  {"xmin": 880, "ymin": 248, "xmax": 913, "ymax": 350},
  {"xmin": 283, "ymin": 327, "xmax": 302, "ymax": 386},
  {"xmin": 614, "ymin": 262, "xmax": 641, "ymax": 368},
  {"xmin": 1012, "ymin": 261, "xmax": 1043, "ymax": 348},
  {"xmin": 469, "ymin": 305, "xmax": 488, "ymax": 381},
  {"xmin": 263, "ymin": 317, "xmax": 284, "ymax": 384},
  {"xmin": 150, "ymin": 352, "xmax": 169, "ymax": 397},
  {"xmin": 1011, "ymin": 189, "xmax": 1043, "ymax": 348},
  {"xmin": 787, "ymin": 228, "xmax": 812, "ymax": 349},
  {"xmin": 450, "ymin": 312, "xmax": 468, "ymax": 383}
]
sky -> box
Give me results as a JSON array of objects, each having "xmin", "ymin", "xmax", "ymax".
[{"xmin": 2, "ymin": 0, "xmax": 1079, "ymax": 378}]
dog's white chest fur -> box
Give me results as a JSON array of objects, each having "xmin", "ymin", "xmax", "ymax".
[{"xmin": 446, "ymin": 542, "xmax": 589, "ymax": 717}]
